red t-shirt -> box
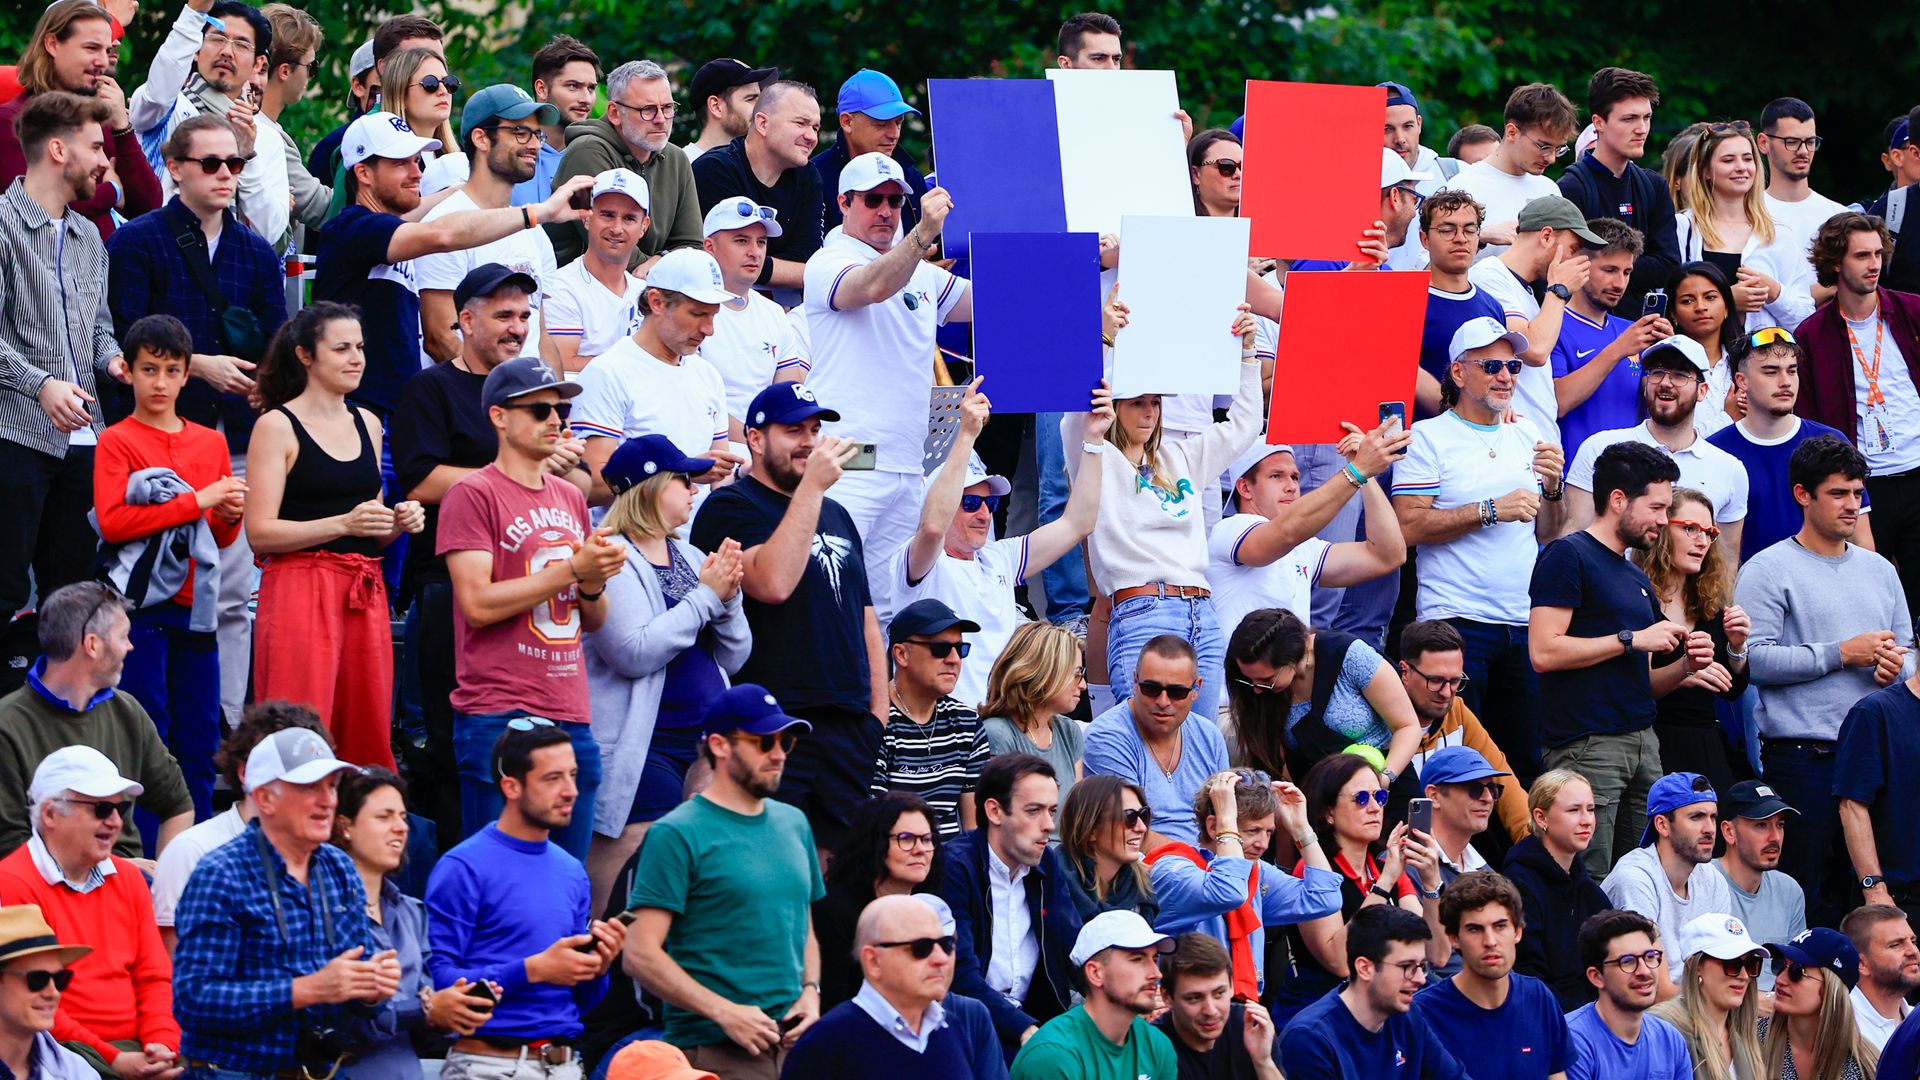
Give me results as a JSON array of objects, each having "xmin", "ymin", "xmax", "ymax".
[{"xmin": 437, "ymin": 464, "xmax": 591, "ymax": 722}]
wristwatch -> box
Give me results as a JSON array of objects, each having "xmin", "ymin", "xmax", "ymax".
[
  {"xmin": 1547, "ymin": 283, "xmax": 1572, "ymax": 303},
  {"xmin": 1863, "ymin": 875, "xmax": 1887, "ymax": 890},
  {"xmin": 1617, "ymin": 629, "xmax": 1636, "ymax": 652}
]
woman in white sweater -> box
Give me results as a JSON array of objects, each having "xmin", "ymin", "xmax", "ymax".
[
  {"xmin": 1067, "ymin": 303, "xmax": 1264, "ymax": 718},
  {"xmin": 1674, "ymin": 122, "xmax": 1815, "ymax": 334},
  {"xmin": 583, "ymin": 434, "xmax": 750, "ymax": 914}
]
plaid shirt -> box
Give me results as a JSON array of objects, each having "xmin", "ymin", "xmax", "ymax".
[
  {"xmin": 172, "ymin": 820, "xmax": 379, "ymax": 1073},
  {"xmin": 0, "ymin": 178, "xmax": 116, "ymax": 457}
]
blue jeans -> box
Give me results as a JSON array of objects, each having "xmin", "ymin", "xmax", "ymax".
[
  {"xmin": 1106, "ymin": 594, "xmax": 1224, "ymax": 718},
  {"xmin": 1444, "ymin": 617, "xmax": 1543, "ymax": 783},
  {"xmin": 454, "ymin": 710, "xmax": 601, "ymax": 861},
  {"xmin": 121, "ymin": 603, "xmax": 220, "ymax": 826},
  {"xmin": 1035, "ymin": 412, "xmax": 1089, "ymax": 621}
]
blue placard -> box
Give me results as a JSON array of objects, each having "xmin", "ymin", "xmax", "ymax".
[
  {"xmin": 970, "ymin": 232, "xmax": 1103, "ymax": 414},
  {"xmin": 929, "ymin": 79, "xmax": 1067, "ymax": 261}
]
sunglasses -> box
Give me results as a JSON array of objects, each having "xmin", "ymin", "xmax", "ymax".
[
  {"xmin": 959, "ymin": 493, "xmax": 1002, "ymax": 514},
  {"xmin": 506, "ymin": 717, "xmax": 555, "ymax": 732},
  {"xmin": 730, "ymin": 730, "xmax": 801, "ymax": 754},
  {"xmin": 58, "ymin": 797, "xmax": 129, "ymax": 820},
  {"xmin": 1669, "ymin": 518, "xmax": 1721, "ymax": 541},
  {"xmin": 1136, "ymin": 680, "xmax": 1196, "ymax": 702},
  {"xmin": 1122, "ymin": 807, "xmax": 1153, "ymax": 829},
  {"xmin": 901, "ymin": 640, "xmax": 970, "ymax": 659},
  {"xmin": 173, "ymin": 153, "xmax": 254, "ymax": 174},
  {"xmin": 0, "ymin": 969, "xmax": 73, "ymax": 993},
  {"xmin": 1747, "ymin": 326, "xmax": 1798, "ymax": 348},
  {"xmin": 500, "ymin": 401, "xmax": 572, "ymax": 422},
  {"xmin": 415, "ymin": 74, "xmax": 461, "ymax": 95},
  {"xmin": 1451, "ymin": 780, "xmax": 1505, "ymax": 801},
  {"xmin": 1472, "ymin": 358, "xmax": 1525, "ymax": 376},
  {"xmin": 732, "ymin": 199, "xmax": 778, "ymax": 224},
  {"xmin": 1715, "ymin": 953, "xmax": 1766, "ymax": 978},
  {"xmin": 857, "ymin": 192, "xmax": 907, "ymax": 209},
  {"xmin": 875, "ymin": 935, "xmax": 956, "ymax": 960},
  {"xmin": 1782, "ymin": 961, "xmax": 1823, "ymax": 984},
  {"xmin": 1606, "ymin": 949, "xmax": 1665, "ymax": 973},
  {"xmin": 1351, "ymin": 789, "xmax": 1391, "ymax": 808},
  {"xmin": 890, "ymin": 831, "xmax": 935, "ymax": 851},
  {"xmin": 1199, "ymin": 158, "xmax": 1242, "ymax": 178},
  {"xmin": 1231, "ymin": 674, "xmax": 1285, "ymax": 694}
]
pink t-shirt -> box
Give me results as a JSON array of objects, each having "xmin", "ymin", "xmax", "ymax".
[{"xmin": 437, "ymin": 464, "xmax": 591, "ymax": 722}]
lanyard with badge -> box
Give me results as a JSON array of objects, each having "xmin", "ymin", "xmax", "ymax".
[{"xmin": 1846, "ymin": 316, "xmax": 1894, "ymax": 451}]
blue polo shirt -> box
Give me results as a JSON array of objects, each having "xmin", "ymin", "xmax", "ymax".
[
  {"xmin": 1278, "ymin": 987, "xmax": 1467, "ymax": 1080},
  {"xmin": 1551, "ymin": 309, "xmax": 1639, "ymax": 456},
  {"xmin": 1410, "ymin": 973, "xmax": 1572, "ymax": 1080},
  {"xmin": 1834, "ymin": 680, "xmax": 1920, "ymax": 886}
]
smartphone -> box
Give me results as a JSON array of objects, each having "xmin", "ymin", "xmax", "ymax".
[
  {"xmin": 1378, "ymin": 401, "xmax": 1408, "ymax": 455},
  {"xmin": 1642, "ymin": 288, "xmax": 1668, "ymax": 320},
  {"xmin": 573, "ymin": 922, "xmax": 602, "ymax": 954},
  {"xmin": 1408, "ymin": 798, "xmax": 1434, "ymax": 836},
  {"xmin": 779, "ymin": 1015, "xmax": 804, "ymax": 1034},
  {"xmin": 569, "ymin": 184, "xmax": 593, "ymax": 212},
  {"xmin": 845, "ymin": 442, "xmax": 878, "ymax": 471},
  {"xmin": 466, "ymin": 981, "xmax": 499, "ymax": 1007},
  {"xmin": 614, "ymin": 908, "xmax": 641, "ymax": 928}
]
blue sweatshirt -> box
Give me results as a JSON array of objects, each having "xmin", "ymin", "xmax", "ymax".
[{"xmin": 424, "ymin": 824, "xmax": 605, "ymax": 1038}]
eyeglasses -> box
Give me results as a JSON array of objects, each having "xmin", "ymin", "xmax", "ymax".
[
  {"xmin": 890, "ymin": 831, "xmax": 935, "ymax": 852},
  {"xmin": 730, "ymin": 730, "xmax": 801, "ymax": 754},
  {"xmin": 1605, "ymin": 949, "xmax": 1665, "ymax": 973},
  {"xmin": 1472, "ymin": 359, "xmax": 1525, "ymax": 376},
  {"xmin": 1231, "ymin": 674, "xmax": 1285, "ymax": 694},
  {"xmin": 1669, "ymin": 518, "xmax": 1721, "ymax": 541},
  {"xmin": 1428, "ymin": 223, "xmax": 1481, "ymax": 239},
  {"xmin": 415, "ymin": 74, "xmax": 461, "ymax": 95},
  {"xmin": 615, "ymin": 100, "xmax": 676, "ymax": 122},
  {"xmin": 0, "ymin": 969, "xmax": 73, "ymax": 993},
  {"xmin": 500, "ymin": 401, "xmax": 572, "ymax": 422},
  {"xmin": 874, "ymin": 935, "xmax": 956, "ymax": 960},
  {"xmin": 959, "ymin": 494, "xmax": 1002, "ymax": 514},
  {"xmin": 1351, "ymin": 789, "xmax": 1391, "ymax": 808},
  {"xmin": 1748, "ymin": 327, "xmax": 1798, "ymax": 348},
  {"xmin": 173, "ymin": 153, "xmax": 254, "ymax": 174},
  {"xmin": 1392, "ymin": 184, "xmax": 1425, "ymax": 209},
  {"xmin": 901, "ymin": 640, "xmax": 971, "ymax": 659},
  {"xmin": 858, "ymin": 192, "xmax": 908, "ymax": 210},
  {"xmin": 1199, "ymin": 158, "xmax": 1242, "ymax": 178},
  {"xmin": 1715, "ymin": 953, "xmax": 1766, "ymax": 978},
  {"xmin": 1525, "ymin": 134, "xmax": 1570, "ymax": 159},
  {"xmin": 202, "ymin": 29, "xmax": 257, "ymax": 57},
  {"xmin": 57, "ymin": 797, "xmax": 128, "ymax": 820},
  {"xmin": 1770, "ymin": 135, "xmax": 1824, "ymax": 153},
  {"xmin": 486, "ymin": 124, "xmax": 547, "ymax": 146},
  {"xmin": 1379, "ymin": 959, "xmax": 1425, "ymax": 980},
  {"xmin": 1136, "ymin": 680, "xmax": 1196, "ymax": 702},
  {"xmin": 1645, "ymin": 368, "xmax": 1701, "ymax": 385},
  {"xmin": 506, "ymin": 717, "xmax": 555, "ymax": 731},
  {"xmin": 1122, "ymin": 807, "xmax": 1154, "ymax": 829},
  {"xmin": 1404, "ymin": 664, "xmax": 1469, "ymax": 693},
  {"xmin": 1455, "ymin": 780, "xmax": 1505, "ymax": 801}
]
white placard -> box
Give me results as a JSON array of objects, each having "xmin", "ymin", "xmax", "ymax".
[
  {"xmin": 1046, "ymin": 69, "xmax": 1192, "ymax": 235},
  {"xmin": 1110, "ymin": 215, "xmax": 1252, "ymax": 397}
]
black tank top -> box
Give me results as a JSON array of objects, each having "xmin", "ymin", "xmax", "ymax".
[{"xmin": 275, "ymin": 404, "xmax": 383, "ymax": 557}]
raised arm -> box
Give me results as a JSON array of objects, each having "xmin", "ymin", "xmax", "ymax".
[
  {"xmin": 907, "ymin": 378, "xmax": 988, "ymax": 586},
  {"xmin": 1026, "ymin": 382, "xmax": 1113, "ymax": 573},
  {"xmin": 384, "ymin": 176, "xmax": 592, "ymax": 264},
  {"xmin": 826, "ymin": 188, "xmax": 951, "ymax": 311}
]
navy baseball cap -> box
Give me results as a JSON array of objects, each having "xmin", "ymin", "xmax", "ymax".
[
  {"xmin": 1640, "ymin": 772, "xmax": 1715, "ymax": 848},
  {"xmin": 1722, "ymin": 779, "xmax": 1798, "ymax": 821},
  {"xmin": 745, "ymin": 383, "xmax": 840, "ymax": 429},
  {"xmin": 888, "ymin": 598, "xmax": 981, "ymax": 646},
  {"xmin": 453, "ymin": 262, "xmax": 538, "ymax": 312},
  {"xmin": 603, "ymin": 434, "xmax": 715, "ymax": 496},
  {"xmin": 1378, "ymin": 81, "xmax": 1420, "ymax": 112},
  {"xmin": 481, "ymin": 356, "xmax": 582, "ymax": 411},
  {"xmin": 837, "ymin": 68, "xmax": 918, "ymax": 121},
  {"xmin": 1767, "ymin": 928, "xmax": 1859, "ymax": 990},
  {"xmin": 701, "ymin": 684, "xmax": 812, "ymax": 738},
  {"xmin": 1420, "ymin": 746, "xmax": 1509, "ymax": 787}
]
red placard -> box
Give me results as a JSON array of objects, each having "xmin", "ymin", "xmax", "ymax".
[
  {"xmin": 1242, "ymin": 81, "xmax": 1386, "ymax": 261},
  {"xmin": 1266, "ymin": 271, "xmax": 1429, "ymax": 445}
]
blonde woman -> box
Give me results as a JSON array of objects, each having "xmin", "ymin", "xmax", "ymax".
[
  {"xmin": 981, "ymin": 622, "xmax": 1087, "ymax": 809},
  {"xmin": 1503, "ymin": 769, "xmax": 1613, "ymax": 1010},
  {"xmin": 1651, "ymin": 912, "xmax": 1767, "ymax": 1080},
  {"xmin": 1759, "ymin": 929, "xmax": 1879, "ymax": 1079},
  {"xmin": 379, "ymin": 47, "xmax": 459, "ymax": 157},
  {"xmin": 583, "ymin": 434, "xmax": 749, "ymax": 915},
  {"xmin": 1674, "ymin": 122, "xmax": 1814, "ymax": 333}
]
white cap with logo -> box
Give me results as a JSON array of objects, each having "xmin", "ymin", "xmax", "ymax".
[
  {"xmin": 1448, "ymin": 316, "xmax": 1530, "ymax": 365},
  {"xmin": 839, "ymin": 151, "xmax": 908, "ymax": 196},
  {"xmin": 646, "ymin": 249, "xmax": 739, "ymax": 305},
  {"xmin": 591, "ymin": 168, "xmax": 650, "ymax": 212},
  {"xmin": 702, "ymin": 198, "xmax": 783, "ymax": 238},
  {"xmin": 1381, "ymin": 146, "xmax": 1434, "ymax": 189},
  {"xmin": 342, "ymin": 111, "xmax": 443, "ymax": 169},
  {"xmin": 27, "ymin": 746, "xmax": 142, "ymax": 806},
  {"xmin": 244, "ymin": 728, "xmax": 354, "ymax": 794},
  {"xmin": 1675, "ymin": 912, "xmax": 1761, "ymax": 961}
]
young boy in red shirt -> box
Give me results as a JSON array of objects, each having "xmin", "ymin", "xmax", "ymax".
[{"xmin": 92, "ymin": 315, "xmax": 246, "ymax": 820}]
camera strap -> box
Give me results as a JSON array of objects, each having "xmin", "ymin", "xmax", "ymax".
[{"xmin": 253, "ymin": 828, "xmax": 336, "ymax": 949}]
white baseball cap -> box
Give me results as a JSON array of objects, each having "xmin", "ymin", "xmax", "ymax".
[
  {"xmin": 591, "ymin": 168, "xmax": 650, "ymax": 212},
  {"xmin": 1642, "ymin": 335, "xmax": 1712, "ymax": 373},
  {"xmin": 963, "ymin": 453, "xmax": 1010, "ymax": 497},
  {"xmin": 1069, "ymin": 910, "xmax": 1176, "ymax": 967},
  {"xmin": 1381, "ymin": 146, "xmax": 1433, "ymax": 189},
  {"xmin": 342, "ymin": 111, "xmax": 443, "ymax": 169},
  {"xmin": 1448, "ymin": 316, "xmax": 1530, "ymax": 365},
  {"xmin": 839, "ymin": 151, "xmax": 909, "ymax": 196},
  {"xmin": 1224, "ymin": 441, "xmax": 1297, "ymax": 513},
  {"xmin": 27, "ymin": 746, "xmax": 142, "ymax": 806},
  {"xmin": 244, "ymin": 728, "xmax": 353, "ymax": 794},
  {"xmin": 646, "ymin": 248, "xmax": 739, "ymax": 305},
  {"xmin": 702, "ymin": 197, "xmax": 783, "ymax": 238},
  {"xmin": 1675, "ymin": 912, "xmax": 1762, "ymax": 962}
]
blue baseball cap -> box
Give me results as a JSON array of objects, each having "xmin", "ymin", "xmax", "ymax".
[
  {"xmin": 603, "ymin": 434, "xmax": 715, "ymax": 496},
  {"xmin": 460, "ymin": 83, "xmax": 559, "ymax": 138},
  {"xmin": 1640, "ymin": 772, "xmax": 1715, "ymax": 848},
  {"xmin": 1420, "ymin": 746, "xmax": 1509, "ymax": 788},
  {"xmin": 837, "ymin": 68, "xmax": 919, "ymax": 121},
  {"xmin": 1767, "ymin": 928, "xmax": 1859, "ymax": 990},
  {"xmin": 482, "ymin": 356, "xmax": 582, "ymax": 411},
  {"xmin": 1230, "ymin": 114, "xmax": 1246, "ymax": 142},
  {"xmin": 701, "ymin": 684, "xmax": 812, "ymax": 738},
  {"xmin": 888, "ymin": 598, "xmax": 981, "ymax": 646},
  {"xmin": 1893, "ymin": 118, "xmax": 1912, "ymax": 151},
  {"xmin": 745, "ymin": 383, "xmax": 840, "ymax": 429},
  {"xmin": 1378, "ymin": 81, "xmax": 1420, "ymax": 112}
]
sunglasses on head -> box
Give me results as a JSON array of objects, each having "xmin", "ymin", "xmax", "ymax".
[
  {"xmin": 857, "ymin": 192, "xmax": 907, "ymax": 209},
  {"xmin": 500, "ymin": 401, "xmax": 572, "ymax": 422},
  {"xmin": 506, "ymin": 717, "xmax": 556, "ymax": 731},
  {"xmin": 959, "ymin": 493, "xmax": 1002, "ymax": 514},
  {"xmin": 0, "ymin": 969, "xmax": 73, "ymax": 993},
  {"xmin": 1473, "ymin": 358, "xmax": 1525, "ymax": 376},
  {"xmin": 58, "ymin": 797, "xmax": 128, "ymax": 820},
  {"xmin": 1122, "ymin": 807, "xmax": 1153, "ymax": 829},
  {"xmin": 1748, "ymin": 326, "xmax": 1797, "ymax": 348},
  {"xmin": 416, "ymin": 74, "xmax": 461, "ymax": 95},
  {"xmin": 732, "ymin": 199, "xmax": 777, "ymax": 223},
  {"xmin": 1715, "ymin": 953, "xmax": 1766, "ymax": 978},
  {"xmin": 875, "ymin": 935, "xmax": 956, "ymax": 960},
  {"xmin": 173, "ymin": 153, "xmax": 254, "ymax": 175},
  {"xmin": 1351, "ymin": 789, "xmax": 1391, "ymax": 808},
  {"xmin": 730, "ymin": 730, "xmax": 801, "ymax": 754},
  {"xmin": 1199, "ymin": 158, "xmax": 1242, "ymax": 178},
  {"xmin": 901, "ymin": 639, "xmax": 970, "ymax": 659},
  {"xmin": 1136, "ymin": 679, "xmax": 1196, "ymax": 702}
]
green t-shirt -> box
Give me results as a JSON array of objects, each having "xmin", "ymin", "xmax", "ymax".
[
  {"xmin": 628, "ymin": 794, "xmax": 824, "ymax": 1048},
  {"xmin": 1010, "ymin": 1005, "xmax": 1179, "ymax": 1080}
]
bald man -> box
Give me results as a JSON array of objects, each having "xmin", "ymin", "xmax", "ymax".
[{"xmin": 783, "ymin": 895, "xmax": 1007, "ymax": 1078}]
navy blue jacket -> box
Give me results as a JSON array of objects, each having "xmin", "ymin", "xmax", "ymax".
[
  {"xmin": 938, "ymin": 830, "xmax": 1080, "ymax": 1055},
  {"xmin": 812, "ymin": 137, "xmax": 924, "ymax": 232},
  {"xmin": 1557, "ymin": 151, "xmax": 1681, "ymax": 306}
]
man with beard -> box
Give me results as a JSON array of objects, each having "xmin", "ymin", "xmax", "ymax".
[
  {"xmin": 1759, "ymin": 98, "xmax": 1848, "ymax": 281},
  {"xmin": 1748, "ymin": 435, "xmax": 1913, "ymax": 929},
  {"xmin": 418, "ymin": 86, "xmax": 563, "ymax": 363},
  {"xmin": 1150, "ymin": 933, "xmax": 1282, "ymax": 1080},
  {"xmin": 1563, "ymin": 910, "xmax": 1690, "ymax": 1080},
  {"xmin": 1841, "ymin": 905, "xmax": 1920, "ymax": 1049},
  {"xmin": 1713, "ymin": 780, "xmax": 1805, "ymax": 991},
  {"xmin": 548, "ymin": 59, "xmax": 702, "ymax": 269},
  {"xmin": 1278, "ymin": 905, "xmax": 1466, "ymax": 1080},
  {"xmin": 1411, "ymin": 872, "xmax": 1572, "ymax": 1080},
  {"xmin": 426, "ymin": 721, "xmax": 625, "ymax": 1080},
  {"xmin": 515, "ymin": 35, "xmax": 599, "ymax": 206},
  {"xmin": 1600, "ymin": 772, "xmax": 1733, "ymax": 998},
  {"xmin": 1551, "ymin": 219, "xmax": 1674, "ymax": 455},
  {"xmin": 690, "ymin": 383, "xmax": 884, "ymax": 856},
  {"xmin": 1529, "ymin": 442, "xmax": 1690, "ymax": 874},
  {"xmin": 683, "ymin": 58, "xmax": 776, "ymax": 165},
  {"xmin": 1562, "ymin": 337, "xmax": 1750, "ymax": 551},
  {"xmin": 1011, "ymin": 911, "xmax": 1177, "ymax": 1080},
  {"xmin": 625, "ymin": 685, "xmax": 824, "ymax": 1080},
  {"xmin": 692, "ymin": 80, "xmax": 825, "ymax": 288}
]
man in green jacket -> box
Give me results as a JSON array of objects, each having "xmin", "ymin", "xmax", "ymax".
[{"xmin": 547, "ymin": 58, "xmax": 702, "ymax": 269}]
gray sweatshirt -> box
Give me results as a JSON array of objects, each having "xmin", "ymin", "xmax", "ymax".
[{"xmin": 1735, "ymin": 538, "xmax": 1914, "ymax": 740}]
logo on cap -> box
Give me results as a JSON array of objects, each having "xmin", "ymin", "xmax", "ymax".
[
  {"xmin": 763, "ymin": 694, "xmax": 777, "ymax": 705},
  {"xmin": 1725, "ymin": 917, "xmax": 1744, "ymax": 935},
  {"xmin": 753, "ymin": 410, "xmax": 765, "ymax": 424},
  {"xmin": 1755, "ymin": 785, "xmax": 1776, "ymax": 797},
  {"xmin": 642, "ymin": 461, "xmax": 657, "ymax": 475},
  {"xmin": 387, "ymin": 115, "xmax": 410, "ymax": 134},
  {"xmin": 1793, "ymin": 929, "xmax": 1814, "ymax": 944},
  {"xmin": 793, "ymin": 386, "xmax": 818, "ymax": 402}
]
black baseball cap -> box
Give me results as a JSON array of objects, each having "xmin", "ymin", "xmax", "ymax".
[
  {"xmin": 454, "ymin": 262, "xmax": 538, "ymax": 312},
  {"xmin": 689, "ymin": 59, "xmax": 778, "ymax": 112},
  {"xmin": 888, "ymin": 599, "xmax": 981, "ymax": 645},
  {"xmin": 1722, "ymin": 780, "xmax": 1798, "ymax": 820}
]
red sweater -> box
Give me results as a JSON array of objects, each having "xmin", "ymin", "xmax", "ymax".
[
  {"xmin": 0, "ymin": 845, "xmax": 179, "ymax": 1055},
  {"xmin": 94, "ymin": 416, "xmax": 242, "ymax": 606}
]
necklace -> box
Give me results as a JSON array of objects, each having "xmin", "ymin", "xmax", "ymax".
[
  {"xmin": 1452, "ymin": 410, "xmax": 1504, "ymax": 458},
  {"xmin": 1148, "ymin": 730, "xmax": 1184, "ymax": 778}
]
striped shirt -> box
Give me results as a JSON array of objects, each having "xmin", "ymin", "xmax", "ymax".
[
  {"xmin": 0, "ymin": 179, "xmax": 114, "ymax": 457},
  {"xmin": 870, "ymin": 695, "xmax": 990, "ymax": 840}
]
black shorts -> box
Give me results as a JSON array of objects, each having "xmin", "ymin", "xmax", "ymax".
[{"xmin": 773, "ymin": 704, "xmax": 882, "ymax": 851}]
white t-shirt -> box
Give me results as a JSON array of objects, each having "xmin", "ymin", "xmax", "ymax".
[
  {"xmin": 415, "ymin": 189, "xmax": 556, "ymax": 361},
  {"xmin": 888, "ymin": 535, "xmax": 1029, "ymax": 710},
  {"xmin": 701, "ymin": 290, "xmax": 808, "ymax": 422},
  {"xmin": 1568, "ymin": 421, "xmax": 1750, "ymax": 524},
  {"xmin": 1844, "ymin": 313, "xmax": 1920, "ymax": 473},
  {"xmin": 1467, "ymin": 257, "xmax": 1561, "ymax": 446},
  {"xmin": 1207, "ymin": 513, "xmax": 1327, "ymax": 640},
  {"xmin": 803, "ymin": 227, "xmax": 966, "ymax": 474},
  {"xmin": 1764, "ymin": 190, "xmax": 1849, "ymax": 274},
  {"xmin": 149, "ymin": 804, "xmax": 247, "ymax": 927},
  {"xmin": 542, "ymin": 258, "xmax": 644, "ymax": 362},
  {"xmin": 1392, "ymin": 411, "xmax": 1549, "ymax": 625},
  {"xmin": 1443, "ymin": 159, "xmax": 1560, "ymax": 260},
  {"xmin": 569, "ymin": 338, "xmax": 729, "ymax": 459},
  {"xmin": 1852, "ymin": 985, "xmax": 1910, "ymax": 1051}
]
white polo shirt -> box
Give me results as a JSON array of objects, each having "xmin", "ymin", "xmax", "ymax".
[
  {"xmin": 542, "ymin": 259, "xmax": 645, "ymax": 362},
  {"xmin": 701, "ymin": 289, "xmax": 809, "ymax": 422},
  {"xmin": 888, "ymin": 534, "xmax": 1029, "ymax": 709},
  {"xmin": 1467, "ymin": 257, "xmax": 1560, "ymax": 447},
  {"xmin": 570, "ymin": 338, "xmax": 728, "ymax": 460},
  {"xmin": 803, "ymin": 226, "xmax": 966, "ymax": 474},
  {"xmin": 1392, "ymin": 411, "xmax": 1549, "ymax": 625},
  {"xmin": 1207, "ymin": 514, "xmax": 1327, "ymax": 638},
  {"xmin": 415, "ymin": 189, "xmax": 556, "ymax": 362},
  {"xmin": 1568, "ymin": 421, "xmax": 1750, "ymax": 524}
]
